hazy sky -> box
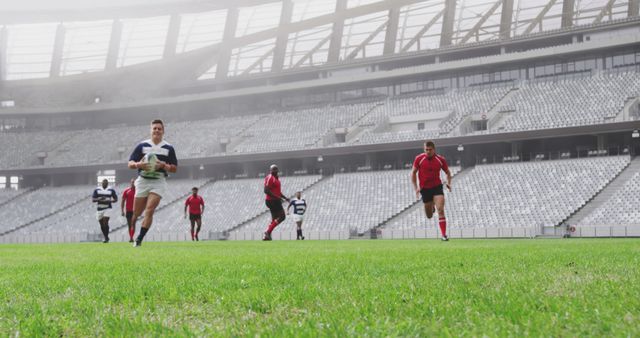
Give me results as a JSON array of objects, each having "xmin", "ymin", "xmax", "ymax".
[
  {"xmin": 0, "ymin": 0, "xmax": 196, "ymax": 11},
  {"xmin": 0, "ymin": 0, "xmax": 624, "ymax": 80}
]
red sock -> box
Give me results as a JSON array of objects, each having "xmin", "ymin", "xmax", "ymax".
[
  {"xmin": 438, "ymin": 217, "xmax": 447, "ymax": 237},
  {"xmin": 266, "ymin": 219, "xmax": 280, "ymax": 234},
  {"xmin": 129, "ymin": 227, "xmax": 134, "ymax": 240}
]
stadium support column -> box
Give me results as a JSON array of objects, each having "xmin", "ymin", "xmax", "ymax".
[
  {"xmin": 272, "ymin": 0, "xmax": 293, "ymax": 72},
  {"xmin": 597, "ymin": 135, "xmax": 606, "ymax": 152},
  {"xmin": 561, "ymin": 0, "xmax": 575, "ymax": 28},
  {"xmin": 106, "ymin": 20, "xmax": 122, "ymax": 71},
  {"xmin": 50, "ymin": 24, "xmax": 65, "ymax": 78},
  {"xmin": 523, "ymin": 0, "xmax": 558, "ymax": 35},
  {"xmin": 459, "ymin": 0, "xmax": 502, "ymax": 44},
  {"xmin": 440, "ymin": 0, "xmax": 457, "ymax": 47},
  {"xmin": 511, "ymin": 142, "xmax": 522, "ymax": 159},
  {"xmin": 629, "ymin": 0, "xmax": 640, "ymax": 17},
  {"xmin": 500, "ymin": 0, "xmax": 513, "ymax": 39},
  {"xmin": 383, "ymin": 6, "xmax": 400, "ymax": 55},
  {"xmin": 327, "ymin": 0, "xmax": 347, "ymax": 63},
  {"xmin": 216, "ymin": 6, "xmax": 239, "ymax": 79},
  {"xmin": 163, "ymin": 13, "xmax": 181, "ymax": 59},
  {"xmin": 0, "ymin": 27, "xmax": 7, "ymax": 81}
]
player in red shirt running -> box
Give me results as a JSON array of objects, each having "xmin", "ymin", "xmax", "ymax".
[
  {"xmin": 184, "ymin": 187, "xmax": 205, "ymax": 241},
  {"xmin": 120, "ymin": 179, "xmax": 136, "ymax": 242},
  {"xmin": 263, "ymin": 164, "xmax": 290, "ymax": 241},
  {"xmin": 411, "ymin": 140, "xmax": 452, "ymax": 241}
]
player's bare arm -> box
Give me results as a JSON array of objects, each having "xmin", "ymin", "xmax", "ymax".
[
  {"xmin": 264, "ymin": 187, "xmax": 288, "ymax": 202},
  {"xmin": 411, "ymin": 166, "xmax": 420, "ymax": 198},
  {"xmin": 155, "ymin": 160, "xmax": 177, "ymax": 173},
  {"xmin": 128, "ymin": 160, "xmax": 150, "ymax": 171},
  {"xmin": 445, "ymin": 168, "xmax": 452, "ymax": 191}
]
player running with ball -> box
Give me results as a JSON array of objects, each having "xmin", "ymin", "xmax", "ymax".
[
  {"xmin": 411, "ymin": 140, "xmax": 452, "ymax": 241},
  {"xmin": 127, "ymin": 119, "xmax": 178, "ymax": 247}
]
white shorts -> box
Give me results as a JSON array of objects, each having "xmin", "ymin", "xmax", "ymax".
[
  {"xmin": 134, "ymin": 176, "xmax": 167, "ymax": 199},
  {"xmin": 292, "ymin": 214, "xmax": 305, "ymax": 222},
  {"xmin": 96, "ymin": 208, "xmax": 114, "ymax": 221}
]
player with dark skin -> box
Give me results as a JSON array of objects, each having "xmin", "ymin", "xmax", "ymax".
[
  {"xmin": 263, "ymin": 165, "xmax": 290, "ymax": 241},
  {"xmin": 411, "ymin": 141, "xmax": 452, "ymax": 240},
  {"xmin": 120, "ymin": 178, "xmax": 136, "ymax": 242},
  {"xmin": 93, "ymin": 179, "xmax": 117, "ymax": 243},
  {"xmin": 287, "ymin": 191, "xmax": 307, "ymax": 240},
  {"xmin": 184, "ymin": 187, "xmax": 205, "ymax": 241}
]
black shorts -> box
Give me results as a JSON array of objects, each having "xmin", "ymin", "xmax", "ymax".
[
  {"xmin": 266, "ymin": 199, "xmax": 285, "ymax": 219},
  {"xmin": 420, "ymin": 184, "xmax": 444, "ymax": 203},
  {"xmin": 125, "ymin": 211, "xmax": 133, "ymax": 223},
  {"xmin": 189, "ymin": 213, "xmax": 202, "ymax": 221}
]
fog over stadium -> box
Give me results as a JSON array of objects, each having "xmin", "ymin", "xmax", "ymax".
[
  {"xmin": 0, "ymin": 0, "xmax": 638, "ymax": 241},
  {"xmin": 1, "ymin": 0, "xmax": 640, "ymax": 336}
]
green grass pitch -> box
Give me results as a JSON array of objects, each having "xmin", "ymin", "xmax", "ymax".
[{"xmin": 1, "ymin": 239, "xmax": 639, "ymax": 336}]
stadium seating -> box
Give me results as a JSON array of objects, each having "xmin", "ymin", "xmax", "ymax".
[
  {"xmin": 13, "ymin": 182, "xmax": 129, "ymax": 235},
  {"xmin": 0, "ymin": 71, "xmax": 638, "ymax": 171},
  {"xmin": 384, "ymin": 156, "xmax": 629, "ymax": 230},
  {"xmin": 356, "ymin": 129, "xmax": 441, "ymax": 145},
  {"xmin": 11, "ymin": 179, "xmax": 209, "ymax": 236},
  {"xmin": 43, "ymin": 115, "xmax": 263, "ymax": 167},
  {"xmin": 0, "ymin": 185, "xmax": 91, "ymax": 234},
  {"xmin": 580, "ymin": 171, "xmax": 640, "ymax": 226},
  {"xmin": 2, "ymin": 156, "xmax": 633, "ymax": 239},
  {"xmin": 501, "ymin": 71, "xmax": 640, "ymax": 131},
  {"xmin": 0, "ymin": 188, "xmax": 27, "ymax": 205},
  {"xmin": 236, "ymin": 168, "xmax": 459, "ymax": 234},
  {"xmin": 231, "ymin": 103, "xmax": 377, "ymax": 153},
  {"xmin": 0, "ymin": 131, "xmax": 76, "ymax": 168},
  {"xmin": 164, "ymin": 116, "xmax": 262, "ymax": 157},
  {"xmin": 365, "ymin": 88, "xmax": 509, "ymax": 129},
  {"xmin": 44, "ymin": 126, "xmax": 142, "ymax": 167}
]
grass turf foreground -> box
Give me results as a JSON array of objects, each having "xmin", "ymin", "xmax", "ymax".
[{"xmin": 0, "ymin": 239, "xmax": 639, "ymax": 336}]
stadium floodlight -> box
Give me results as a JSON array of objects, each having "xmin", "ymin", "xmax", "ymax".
[
  {"xmin": 457, "ymin": 144, "xmax": 464, "ymax": 152},
  {"xmin": 317, "ymin": 155, "xmax": 324, "ymax": 162},
  {"xmin": 632, "ymin": 130, "xmax": 639, "ymax": 138},
  {"xmin": 199, "ymin": 164, "xmax": 204, "ymax": 171}
]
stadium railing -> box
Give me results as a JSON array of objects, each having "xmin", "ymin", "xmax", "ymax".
[{"xmin": 4, "ymin": 225, "xmax": 640, "ymax": 244}]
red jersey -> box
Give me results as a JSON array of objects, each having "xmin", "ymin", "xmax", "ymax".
[
  {"xmin": 122, "ymin": 187, "xmax": 135, "ymax": 212},
  {"xmin": 185, "ymin": 195, "xmax": 205, "ymax": 215},
  {"xmin": 264, "ymin": 174, "xmax": 282, "ymax": 201},
  {"xmin": 413, "ymin": 153, "xmax": 449, "ymax": 189}
]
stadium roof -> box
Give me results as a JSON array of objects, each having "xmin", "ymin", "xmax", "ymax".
[{"xmin": 0, "ymin": 0, "xmax": 637, "ymax": 81}]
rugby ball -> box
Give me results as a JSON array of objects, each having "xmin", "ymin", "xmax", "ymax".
[{"xmin": 142, "ymin": 152, "xmax": 158, "ymax": 174}]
